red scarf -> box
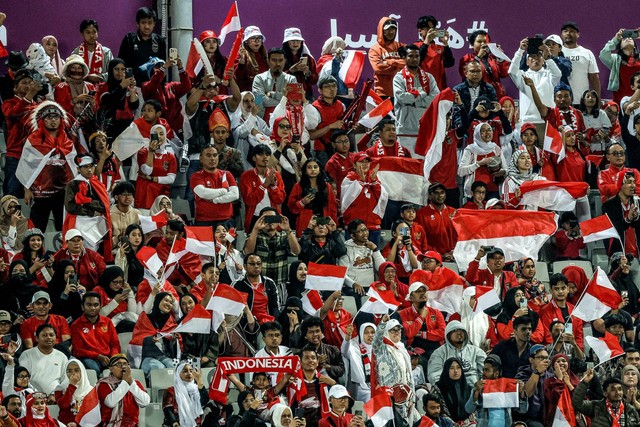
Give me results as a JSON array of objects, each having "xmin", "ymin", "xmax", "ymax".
[
  {"xmin": 402, "ymin": 66, "xmax": 430, "ymax": 97},
  {"xmin": 553, "ymin": 106, "xmax": 581, "ymax": 131},
  {"xmin": 285, "ymin": 104, "xmax": 304, "ymax": 137},
  {"xmin": 373, "ymin": 139, "xmax": 406, "ymax": 157},
  {"xmin": 30, "ymin": 126, "xmax": 74, "ymax": 157},
  {"xmin": 77, "ymin": 42, "xmax": 104, "ymax": 75},
  {"xmin": 606, "ymin": 399, "xmax": 625, "ymax": 427},
  {"xmin": 359, "ymin": 344, "xmax": 372, "ymax": 379}
]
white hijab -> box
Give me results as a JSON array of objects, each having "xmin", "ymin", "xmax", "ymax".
[
  {"xmin": 321, "ymin": 37, "xmax": 346, "ymax": 56},
  {"xmin": 383, "ymin": 319, "xmax": 412, "ymax": 383},
  {"xmin": 55, "ymin": 359, "xmax": 93, "ymax": 403},
  {"xmin": 459, "ymin": 287, "xmax": 490, "ymax": 347},
  {"xmin": 467, "ymin": 123, "xmax": 499, "ymax": 155},
  {"xmin": 174, "ymin": 362, "xmax": 203, "ymax": 427},
  {"xmin": 359, "ymin": 322, "xmax": 376, "ymax": 354},
  {"xmin": 271, "ymin": 403, "xmax": 292, "ymax": 427},
  {"xmin": 150, "ymin": 123, "xmax": 169, "ymax": 152}
]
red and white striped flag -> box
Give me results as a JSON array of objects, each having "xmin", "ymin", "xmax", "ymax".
[
  {"xmin": 185, "ymin": 39, "xmax": 205, "ymax": 78},
  {"xmin": 452, "ymin": 209, "xmax": 557, "ymax": 271},
  {"xmin": 0, "ymin": 41, "xmax": 8, "ymax": 59},
  {"xmin": 518, "ymin": 180, "xmax": 589, "ymax": 211},
  {"xmin": 75, "ymin": 387, "xmax": 101, "ymax": 426},
  {"xmin": 552, "ymin": 386, "xmax": 577, "ymax": 427},
  {"xmin": 572, "ymin": 267, "xmax": 623, "ymax": 322},
  {"xmin": 580, "ymin": 214, "xmax": 621, "ymax": 244},
  {"xmin": 185, "ymin": 226, "xmax": 216, "ymax": 256},
  {"xmin": 474, "ymin": 285, "xmax": 501, "ymax": 314},
  {"xmin": 416, "ymin": 416, "xmax": 438, "ymax": 427},
  {"xmin": 218, "ymin": 2, "xmax": 241, "ymax": 45},
  {"xmin": 482, "ymin": 378, "xmax": 519, "ymax": 408},
  {"xmin": 171, "ymin": 304, "xmax": 212, "ymax": 334},
  {"xmin": 544, "ymin": 122, "xmax": 565, "ymax": 161},
  {"xmin": 360, "ymin": 287, "xmax": 400, "ymax": 314},
  {"xmin": 410, "ymin": 268, "xmax": 465, "ymax": 315},
  {"xmin": 135, "ymin": 246, "xmax": 164, "ymax": 274},
  {"xmin": 359, "ymin": 98, "xmax": 393, "ymax": 129},
  {"xmin": 374, "ymin": 157, "xmax": 427, "ymax": 205},
  {"xmin": 138, "ymin": 211, "xmax": 169, "ymax": 234},
  {"xmin": 206, "ymin": 284, "xmax": 248, "ymax": 330},
  {"xmin": 301, "ymin": 289, "xmax": 324, "ymax": 315},
  {"xmin": 223, "ymin": 29, "xmax": 245, "ymax": 81},
  {"xmin": 585, "ymin": 332, "xmax": 624, "ymax": 365},
  {"xmin": 364, "ymin": 390, "xmax": 394, "ymax": 427},
  {"xmin": 305, "ymin": 262, "xmax": 347, "ymax": 292},
  {"xmin": 319, "ymin": 50, "xmax": 366, "ymax": 89},
  {"xmin": 415, "ymin": 88, "xmax": 456, "ymax": 178}
]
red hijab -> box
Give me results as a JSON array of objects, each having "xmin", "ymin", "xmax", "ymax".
[
  {"xmin": 373, "ymin": 262, "xmax": 408, "ymax": 302},
  {"xmin": 562, "ymin": 265, "xmax": 589, "ymax": 305}
]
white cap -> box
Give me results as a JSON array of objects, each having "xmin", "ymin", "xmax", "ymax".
[
  {"xmin": 244, "ymin": 26, "xmax": 265, "ymax": 43},
  {"xmin": 283, "ymin": 28, "xmax": 304, "ymax": 43},
  {"xmin": 406, "ymin": 282, "xmax": 428, "ymax": 301},
  {"xmin": 328, "ymin": 384, "xmax": 351, "ymax": 399},
  {"xmin": 65, "ymin": 228, "xmax": 83, "ymax": 241},
  {"xmin": 544, "ymin": 34, "xmax": 562, "ymax": 46}
]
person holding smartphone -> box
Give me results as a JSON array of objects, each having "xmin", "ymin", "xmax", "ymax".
[
  {"xmin": 54, "ymin": 54, "xmax": 98, "ymax": 118},
  {"xmin": 600, "ymin": 28, "xmax": 640, "ymax": 105},
  {"xmin": 382, "ymin": 219, "xmax": 420, "ymax": 283},
  {"xmin": 318, "ymin": 385, "xmax": 364, "ymax": 427},
  {"xmin": 282, "ymin": 28, "xmax": 318, "ymax": 101}
]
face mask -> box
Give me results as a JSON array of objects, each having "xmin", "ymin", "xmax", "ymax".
[{"xmin": 11, "ymin": 273, "xmax": 29, "ymax": 284}]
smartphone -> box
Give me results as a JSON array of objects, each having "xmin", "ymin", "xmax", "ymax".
[
  {"xmin": 622, "ymin": 30, "xmax": 639, "ymax": 39},
  {"xmin": 1, "ymin": 334, "xmax": 11, "ymax": 345},
  {"xmin": 169, "ymin": 48, "xmax": 178, "ymax": 61},
  {"xmin": 191, "ymin": 357, "xmax": 201, "ymax": 371},
  {"xmin": 481, "ymin": 245, "xmax": 494, "ymax": 252},
  {"xmin": 436, "ymin": 30, "xmax": 446, "ymax": 38},
  {"xmin": 150, "ymin": 133, "xmax": 160, "ymax": 143},
  {"xmin": 519, "ymin": 299, "xmax": 528, "ymax": 309},
  {"xmin": 308, "ymin": 187, "xmax": 318, "ymax": 196},
  {"xmin": 13, "ymin": 205, "xmax": 21, "ymax": 213},
  {"xmin": 88, "ymin": 90, "xmax": 97, "ymax": 96},
  {"xmin": 586, "ymin": 362, "xmax": 594, "ymax": 370},
  {"xmin": 125, "ymin": 68, "xmax": 133, "ymax": 79},
  {"xmin": 300, "ymin": 56, "xmax": 308, "ymax": 66},
  {"xmin": 527, "ymin": 37, "xmax": 543, "ymax": 55},
  {"xmin": 118, "ymin": 235, "xmax": 129, "ymax": 246},
  {"xmin": 316, "ymin": 216, "xmax": 330, "ymax": 226},
  {"xmin": 122, "ymin": 288, "xmax": 131, "ymax": 295},
  {"xmin": 622, "ymin": 291, "xmax": 629, "ymax": 299},
  {"xmin": 400, "ymin": 227, "xmax": 409, "ymax": 237},
  {"xmin": 295, "ymin": 408, "xmax": 304, "ymax": 419},
  {"xmin": 354, "ymin": 410, "xmax": 363, "ymax": 417},
  {"xmin": 264, "ymin": 215, "xmax": 282, "ymax": 224},
  {"xmin": 565, "ymin": 323, "xmax": 572, "ymax": 335},
  {"xmin": 69, "ymin": 274, "xmax": 78, "ymax": 286}
]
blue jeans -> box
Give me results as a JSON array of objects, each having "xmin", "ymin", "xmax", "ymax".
[
  {"xmin": 141, "ymin": 356, "xmax": 173, "ymax": 377},
  {"xmin": 80, "ymin": 358, "xmax": 102, "ymax": 377}
]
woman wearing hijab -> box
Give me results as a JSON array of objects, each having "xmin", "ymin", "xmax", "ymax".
[
  {"xmin": 609, "ymin": 252, "xmax": 640, "ymax": 317},
  {"xmin": 277, "ymin": 296, "xmax": 306, "ymax": 347},
  {"xmin": 501, "ymin": 148, "xmax": 546, "ymax": 209},
  {"xmin": 270, "ymin": 403, "xmax": 306, "ymax": 427},
  {"xmin": 94, "ymin": 266, "xmax": 138, "ymax": 332},
  {"xmin": 495, "ymin": 287, "xmax": 545, "ymax": 342},
  {"xmin": 543, "ymin": 354, "xmax": 579, "ymax": 427},
  {"xmin": 0, "ymin": 196, "xmax": 32, "ymax": 252},
  {"xmin": 231, "ymin": 91, "xmax": 271, "ymax": 170},
  {"xmin": 18, "ymin": 392, "xmax": 64, "ymax": 426},
  {"xmin": 0, "ymin": 260, "xmax": 39, "ymax": 314},
  {"xmin": 218, "ymin": 303, "xmax": 259, "ymax": 358},
  {"xmin": 135, "ymin": 124, "xmax": 177, "ymax": 209},
  {"xmin": 97, "ymin": 58, "xmax": 140, "ymax": 139},
  {"xmin": 562, "ymin": 265, "xmax": 589, "ymax": 305},
  {"xmin": 622, "ymin": 364, "xmax": 640, "ymax": 411},
  {"xmin": 162, "ymin": 361, "xmax": 208, "ymax": 427},
  {"xmin": 372, "ymin": 315, "xmax": 419, "ymax": 425},
  {"xmin": 48, "ymin": 260, "xmax": 85, "ymax": 321},
  {"xmin": 317, "ymin": 37, "xmax": 351, "ymax": 102},
  {"xmin": 54, "ymin": 359, "xmax": 93, "ymax": 425},
  {"xmin": 41, "ymin": 36, "xmax": 64, "ymax": 82},
  {"xmin": 342, "ymin": 322, "xmax": 376, "ymax": 402},
  {"xmin": 450, "ymin": 287, "xmax": 497, "ymax": 350},
  {"xmin": 1, "ymin": 351, "xmax": 35, "ymax": 418},
  {"xmin": 228, "ymin": 390, "xmax": 268, "ymax": 427},
  {"xmin": 286, "ymin": 261, "xmax": 307, "ymax": 300},
  {"xmin": 434, "ymin": 357, "xmax": 475, "ymax": 425},
  {"xmin": 370, "ymin": 262, "xmax": 409, "ymax": 306},
  {"xmin": 179, "ymin": 293, "xmax": 218, "ymax": 368},
  {"xmin": 458, "ymin": 122, "xmax": 508, "ymax": 200},
  {"xmin": 515, "ymin": 257, "xmax": 550, "ymax": 312}
]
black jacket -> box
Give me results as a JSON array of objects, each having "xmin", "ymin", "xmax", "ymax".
[{"xmin": 602, "ymin": 194, "xmax": 640, "ymax": 254}]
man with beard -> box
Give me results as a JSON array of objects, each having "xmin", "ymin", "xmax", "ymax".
[
  {"xmin": 527, "ymin": 81, "xmax": 587, "ymax": 142},
  {"xmin": 252, "ymin": 48, "xmax": 297, "ymax": 122},
  {"xmin": 1, "ymin": 395, "xmax": 22, "ymax": 419},
  {"xmin": 291, "ymin": 346, "xmax": 334, "ymax": 427},
  {"xmin": 393, "ymin": 44, "xmax": 439, "ymax": 156},
  {"xmin": 491, "ymin": 316, "xmax": 534, "ymax": 378},
  {"xmin": 573, "ymin": 373, "xmax": 639, "ymax": 425},
  {"xmin": 560, "ymin": 21, "xmax": 600, "ymax": 102},
  {"xmin": 397, "ymin": 282, "xmax": 445, "ymax": 361}
]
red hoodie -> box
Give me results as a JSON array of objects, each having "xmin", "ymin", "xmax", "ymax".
[{"xmin": 367, "ymin": 17, "xmax": 406, "ymax": 97}]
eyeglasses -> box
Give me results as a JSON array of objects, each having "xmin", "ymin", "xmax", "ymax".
[
  {"xmin": 112, "ymin": 362, "xmax": 129, "ymax": 368},
  {"xmin": 533, "ymin": 355, "xmax": 549, "ymax": 360},
  {"xmin": 17, "ymin": 374, "xmax": 31, "ymax": 379},
  {"xmin": 111, "ymin": 280, "xmax": 124, "ymax": 285},
  {"xmin": 610, "ymin": 151, "xmax": 625, "ymax": 156},
  {"xmin": 389, "ymin": 328, "xmax": 402, "ymax": 333},
  {"xmin": 278, "ymin": 124, "xmax": 292, "ymax": 130}
]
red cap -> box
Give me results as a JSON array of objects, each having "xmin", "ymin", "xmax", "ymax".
[
  {"xmin": 199, "ymin": 30, "xmax": 219, "ymax": 43},
  {"xmin": 520, "ymin": 122, "xmax": 536, "ymax": 134},
  {"xmin": 354, "ymin": 152, "xmax": 371, "ymax": 163},
  {"xmin": 418, "ymin": 250, "xmax": 442, "ymax": 264}
]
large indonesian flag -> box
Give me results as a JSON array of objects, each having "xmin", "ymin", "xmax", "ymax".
[
  {"xmin": 572, "ymin": 267, "xmax": 623, "ymax": 322},
  {"xmin": 138, "ymin": 211, "xmax": 169, "ymax": 234},
  {"xmin": 374, "ymin": 157, "xmax": 427, "ymax": 205},
  {"xmin": 552, "ymin": 385, "xmax": 577, "ymax": 427},
  {"xmin": 518, "ymin": 180, "xmax": 589, "ymax": 211},
  {"xmin": 452, "ymin": 209, "xmax": 557, "ymax": 271},
  {"xmin": 585, "ymin": 332, "xmax": 625, "ymax": 365},
  {"xmin": 171, "ymin": 304, "xmax": 212, "ymax": 334},
  {"xmin": 206, "ymin": 283, "xmax": 248, "ymax": 330},
  {"xmin": 359, "ymin": 98, "xmax": 394, "ymax": 129},
  {"xmin": 318, "ymin": 50, "xmax": 366, "ymax": 89},
  {"xmin": 410, "ymin": 269, "xmax": 465, "ymax": 314},
  {"xmin": 305, "ymin": 262, "xmax": 347, "ymax": 291},
  {"xmin": 544, "ymin": 122, "xmax": 565, "ymax": 161},
  {"xmin": 184, "ymin": 226, "xmax": 216, "ymax": 256},
  {"xmin": 218, "ymin": 2, "xmax": 241, "ymax": 45},
  {"xmin": 415, "ymin": 88, "xmax": 456, "ymax": 176},
  {"xmin": 482, "ymin": 378, "xmax": 519, "ymax": 408},
  {"xmin": 581, "ymin": 214, "xmax": 621, "ymax": 244},
  {"xmin": 363, "ymin": 390, "xmax": 394, "ymax": 427},
  {"xmin": 185, "ymin": 38, "xmax": 211, "ymax": 78},
  {"xmin": 75, "ymin": 386, "xmax": 101, "ymax": 426}
]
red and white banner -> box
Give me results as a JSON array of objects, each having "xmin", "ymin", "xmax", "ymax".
[
  {"xmin": 416, "ymin": 416, "xmax": 438, "ymax": 427},
  {"xmin": 223, "ymin": 29, "xmax": 244, "ymax": 81},
  {"xmin": 136, "ymin": 246, "xmax": 164, "ymax": 274},
  {"xmin": 75, "ymin": 386, "xmax": 101, "ymax": 427},
  {"xmin": 171, "ymin": 304, "xmax": 212, "ymax": 334},
  {"xmin": 474, "ymin": 285, "xmax": 501, "ymax": 314},
  {"xmin": 452, "ymin": 209, "xmax": 557, "ymax": 271},
  {"xmin": 482, "ymin": 378, "xmax": 519, "ymax": 408},
  {"xmin": 301, "ymin": 289, "xmax": 324, "ymax": 315},
  {"xmin": 572, "ymin": 267, "xmax": 623, "ymax": 322},
  {"xmin": 359, "ymin": 98, "xmax": 393, "ymax": 129},
  {"xmin": 305, "ymin": 262, "xmax": 347, "ymax": 291},
  {"xmin": 374, "ymin": 157, "xmax": 427, "ymax": 205},
  {"xmin": 319, "ymin": 50, "xmax": 366, "ymax": 89},
  {"xmin": 364, "ymin": 390, "xmax": 394, "ymax": 427},
  {"xmin": 585, "ymin": 332, "xmax": 624, "ymax": 365},
  {"xmin": 580, "ymin": 214, "xmax": 621, "ymax": 244},
  {"xmin": 360, "ymin": 287, "xmax": 400, "ymax": 314},
  {"xmin": 138, "ymin": 211, "xmax": 169, "ymax": 234},
  {"xmin": 544, "ymin": 122, "xmax": 565, "ymax": 161},
  {"xmin": 218, "ymin": 2, "xmax": 241, "ymax": 45},
  {"xmin": 112, "ymin": 123, "xmax": 147, "ymax": 161},
  {"xmin": 518, "ymin": 180, "xmax": 589, "ymax": 211},
  {"xmin": 552, "ymin": 386, "xmax": 576, "ymax": 427},
  {"xmin": 415, "ymin": 88, "xmax": 456, "ymax": 179},
  {"xmin": 185, "ymin": 39, "xmax": 206, "ymax": 78},
  {"xmin": 410, "ymin": 268, "xmax": 465, "ymax": 314},
  {"xmin": 185, "ymin": 226, "xmax": 216, "ymax": 256},
  {"xmin": 206, "ymin": 283, "xmax": 248, "ymax": 330}
]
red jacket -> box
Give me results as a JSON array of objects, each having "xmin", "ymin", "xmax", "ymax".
[
  {"xmin": 54, "ymin": 248, "xmax": 106, "ymax": 290},
  {"xmin": 598, "ymin": 165, "xmax": 640, "ymax": 202},
  {"xmin": 190, "ymin": 168, "xmax": 238, "ymax": 222},
  {"xmin": 70, "ymin": 314, "xmax": 121, "ymax": 359},
  {"xmin": 554, "ymin": 149, "xmax": 586, "ymax": 183},
  {"xmin": 318, "ymin": 412, "xmax": 354, "ymax": 427},
  {"xmin": 97, "ymin": 379, "xmax": 147, "ymax": 426},
  {"xmin": 539, "ymin": 300, "xmax": 584, "ymax": 348},
  {"xmin": 465, "ymin": 260, "xmax": 518, "ymax": 300},
  {"xmin": 415, "ymin": 203, "xmax": 457, "ymax": 255},
  {"xmin": 311, "ymin": 97, "xmax": 345, "ymax": 151},
  {"xmin": 398, "ymin": 305, "xmax": 445, "ymax": 346},
  {"xmin": 239, "ymin": 168, "xmax": 287, "ymax": 231},
  {"xmin": 410, "ymin": 222, "xmax": 429, "ymax": 253},
  {"xmin": 325, "ymin": 153, "xmax": 355, "ymax": 199},
  {"xmin": 341, "ymin": 172, "xmax": 384, "ymax": 230},
  {"xmin": 1, "ymin": 96, "xmax": 35, "ymax": 159},
  {"xmin": 428, "ymin": 129, "xmax": 459, "ymax": 189},
  {"xmin": 288, "ymin": 182, "xmax": 338, "ymax": 236},
  {"xmin": 496, "ymin": 316, "xmax": 546, "ymax": 343},
  {"xmin": 554, "ymin": 229, "xmax": 586, "ymax": 259},
  {"xmin": 141, "ymin": 67, "xmax": 191, "ymax": 134},
  {"xmin": 54, "ymin": 81, "xmax": 97, "ymax": 118},
  {"xmin": 416, "ymin": 42, "xmax": 452, "ymax": 90}
]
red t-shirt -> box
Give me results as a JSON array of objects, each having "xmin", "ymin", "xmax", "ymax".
[
  {"xmin": 251, "ymin": 282, "xmax": 272, "ymax": 323},
  {"xmin": 20, "ymin": 314, "xmax": 71, "ymax": 345},
  {"xmin": 190, "ymin": 168, "xmax": 238, "ymax": 222}
]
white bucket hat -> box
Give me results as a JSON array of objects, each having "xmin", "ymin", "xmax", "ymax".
[{"xmin": 283, "ymin": 28, "xmax": 305, "ymax": 43}]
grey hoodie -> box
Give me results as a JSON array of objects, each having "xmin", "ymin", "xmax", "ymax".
[
  {"xmin": 338, "ymin": 239, "xmax": 386, "ymax": 288},
  {"xmin": 427, "ymin": 320, "xmax": 487, "ymax": 388}
]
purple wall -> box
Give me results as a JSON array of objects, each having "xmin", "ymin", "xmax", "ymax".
[{"xmin": 2, "ymin": 0, "xmax": 637, "ymax": 97}]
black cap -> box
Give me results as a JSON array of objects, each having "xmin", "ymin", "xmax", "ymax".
[
  {"xmin": 400, "ymin": 203, "xmax": 419, "ymax": 212},
  {"xmin": 5, "ymin": 51, "xmax": 28, "ymax": 70},
  {"xmin": 561, "ymin": 21, "xmax": 579, "ymax": 32},
  {"xmin": 428, "ymin": 182, "xmax": 446, "ymax": 193}
]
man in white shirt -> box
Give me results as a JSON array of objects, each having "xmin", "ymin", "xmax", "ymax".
[
  {"xmin": 509, "ymin": 38, "xmax": 562, "ymax": 125},
  {"xmin": 18, "ymin": 324, "xmax": 67, "ymax": 396},
  {"xmin": 561, "ymin": 21, "xmax": 600, "ymax": 103}
]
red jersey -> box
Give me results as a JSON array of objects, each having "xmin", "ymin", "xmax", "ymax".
[
  {"xmin": 398, "ymin": 305, "xmax": 446, "ymax": 346},
  {"xmin": 415, "ymin": 203, "xmax": 457, "ymax": 255},
  {"xmin": 1, "ymin": 96, "xmax": 34, "ymax": 159},
  {"xmin": 465, "ymin": 260, "xmax": 519, "ymax": 300},
  {"xmin": 135, "ymin": 148, "xmax": 177, "ymax": 209},
  {"xmin": 70, "ymin": 315, "xmax": 120, "ymax": 359},
  {"xmin": 20, "ymin": 314, "xmax": 71, "ymax": 345},
  {"xmin": 539, "ymin": 300, "xmax": 584, "ymax": 349},
  {"xmin": 190, "ymin": 168, "xmax": 238, "ymax": 222},
  {"xmin": 97, "ymin": 379, "xmax": 147, "ymax": 426},
  {"xmin": 239, "ymin": 168, "xmax": 287, "ymax": 231},
  {"xmin": 287, "ymin": 182, "xmax": 338, "ymax": 236},
  {"xmin": 598, "ymin": 166, "xmax": 640, "ymax": 202},
  {"xmin": 311, "ymin": 97, "xmax": 345, "ymax": 151},
  {"xmin": 325, "ymin": 152, "xmax": 355, "ymax": 198},
  {"xmin": 429, "ymin": 129, "xmax": 459, "ymax": 189},
  {"xmin": 554, "ymin": 149, "xmax": 585, "ymax": 182}
]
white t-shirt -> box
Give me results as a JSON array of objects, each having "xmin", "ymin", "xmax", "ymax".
[
  {"xmin": 562, "ymin": 45, "xmax": 599, "ymax": 101},
  {"xmin": 19, "ymin": 347, "xmax": 68, "ymax": 395}
]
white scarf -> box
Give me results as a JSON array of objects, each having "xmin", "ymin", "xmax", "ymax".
[
  {"xmin": 174, "ymin": 362, "xmax": 203, "ymax": 427},
  {"xmin": 383, "ymin": 319, "xmax": 412, "ymax": 385},
  {"xmin": 55, "ymin": 359, "xmax": 93, "ymax": 405},
  {"xmin": 459, "ymin": 287, "xmax": 490, "ymax": 347},
  {"xmin": 467, "ymin": 123, "xmax": 498, "ymax": 155}
]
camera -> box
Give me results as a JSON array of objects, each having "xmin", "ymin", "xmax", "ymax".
[{"xmin": 436, "ymin": 30, "xmax": 446, "ymax": 38}]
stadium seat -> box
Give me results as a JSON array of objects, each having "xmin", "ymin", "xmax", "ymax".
[
  {"xmin": 118, "ymin": 332, "xmax": 133, "ymax": 353},
  {"xmin": 232, "ymin": 402, "xmax": 240, "ymax": 414},
  {"xmin": 228, "ymin": 387, "xmax": 240, "ymax": 404},
  {"xmin": 379, "ymin": 229, "xmax": 392, "ymax": 247},
  {"xmin": 144, "ymin": 403, "xmax": 164, "ymax": 424},
  {"xmin": 150, "ymin": 368, "xmax": 175, "ymax": 402},
  {"xmin": 592, "ymin": 254, "xmax": 609, "ymax": 272},
  {"xmin": 86, "ymin": 369, "xmax": 98, "ymax": 386},
  {"xmin": 47, "ymin": 405, "xmax": 59, "ymax": 419},
  {"xmin": 342, "ymin": 295, "xmax": 358, "ymax": 316},
  {"xmin": 201, "ymin": 367, "xmax": 215, "ymax": 385},
  {"xmin": 172, "ymin": 198, "xmax": 192, "ymax": 222},
  {"xmin": 535, "ymin": 261, "xmax": 549, "ymax": 284},
  {"xmin": 44, "ymin": 231, "xmax": 63, "ymax": 251},
  {"xmin": 552, "ymin": 260, "xmax": 593, "ymax": 278},
  {"xmin": 443, "ymin": 262, "xmax": 459, "ymax": 274}
]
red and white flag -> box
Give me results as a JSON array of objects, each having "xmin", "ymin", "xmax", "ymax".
[
  {"xmin": 374, "ymin": 157, "xmax": 427, "ymax": 205},
  {"xmin": 360, "ymin": 287, "xmax": 400, "ymax": 314},
  {"xmin": 585, "ymin": 332, "xmax": 625, "ymax": 365},
  {"xmin": 138, "ymin": 211, "xmax": 169, "ymax": 234},
  {"xmin": 416, "ymin": 416, "xmax": 438, "ymax": 427},
  {"xmin": 364, "ymin": 390, "xmax": 394, "ymax": 427},
  {"xmin": 572, "ymin": 267, "xmax": 623, "ymax": 322},
  {"xmin": 301, "ymin": 289, "xmax": 324, "ymax": 315},
  {"xmin": 218, "ymin": 2, "xmax": 241, "ymax": 45},
  {"xmin": 185, "ymin": 226, "xmax": 216, "ymax": 256},
  {"xmin": 410, "ymin": 268, "xmax": 465, "ymax": 314},
  {"xmin": 482, "ymin": 378, "xmax": 519, "ymax": 408},
  {"xmin": 518, "ymin": 180, "xmax": 589, "ymax": 211},
  {"xmin": 544, "ymin": 122, "xmax": 565, "ymax": 161},
  {"xmin": 75, "ymin": 387, "xmax": 101, "ymax": 427},
  {"xmin": 171, "ymin": 304, "xmax": 212, "ymax": 334},
  {"xmin": 319, "ymin": 50, "xmax": 366, "ymax": 89},
  {"xmin": 223, "ymin": 29, "xmax": 245, "ymax": 81},
  {"xmin": 136, "ymin": 246, "xmax": 164, "ymax": 275},
  {"xmin": 474, "ymin": 285, "xmax": 501, "ymax": 314},
  {"xmin": 415, "ymin": 88, "xmax": 456, "ymax": 177},
  {"xmin": 0, "ymin": 41, "xmax": 8, "ymax": 59},
  {"xmin": 185, "ymin": 39, "xmax": 205, "ymax": 78},
  {"xmin": 305, "ymin": 262, "xmax": 347, "ymax": 291},
  {"xmin": 552, "ymin": 386, "xmax": 577, "ymax": 427},
  {"xmin": 359, "ymin": 98, "xmax": 393, "ymax": 129},
  {"xmin": 206, "ymin": 283, "xmax": 248, "ymax": 330},
  {"xmin": 580, "ymin": 214, "xmax": 621, "ymax": 244},
  {"xmin": 452, "ymin": 209, "xmax": 557, "ymax": 271}
]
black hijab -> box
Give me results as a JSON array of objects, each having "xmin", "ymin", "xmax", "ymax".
[
  {"xmin": 0, "ymin": 260, "xmax": 39, "ymax": 312},
  {"xmin": 435, "ymin": 357, "xmax": 473, "ymax": 422},
  {"xmin": 148, "ymin": 291, "xmax": 172, "ymax": 329},
  {"xmin": 98, "ymin": 266, "xmax": 126, "ymax": 299},
  {"xmin": 286, "ymin": 261, "xmax": 306, "ymax": 299},
  {"xmin": 277, "ymin": 296, "xmax": 304, "ymax": 345},
  {"xmin": 496, "ymin": 286, "xmax": 540, "ymax": 329}
]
